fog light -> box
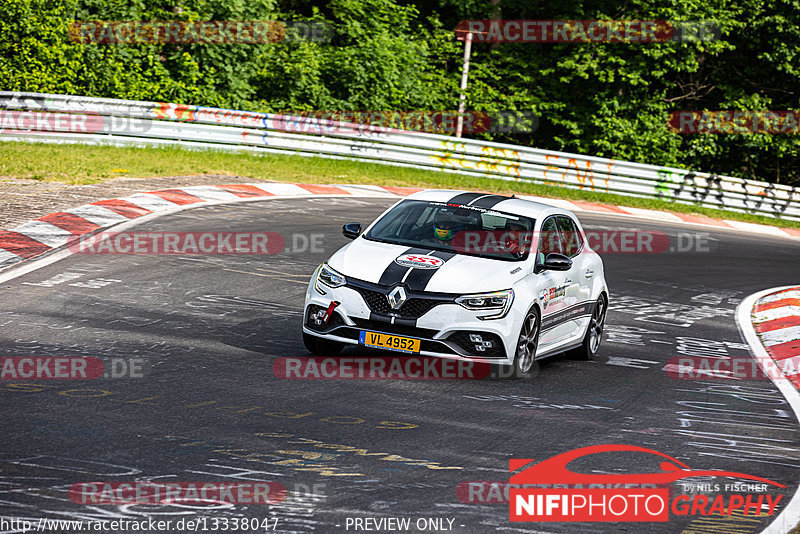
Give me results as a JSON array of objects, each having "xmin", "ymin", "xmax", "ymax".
[
  {"xmin": 475, "ymin": 345, "xmax": 486, "ymax": 352},
  {"xmin": 311, "ymin": 309, "xmax": 326, "ymax": 325},
  {"xmin": 469, "ymin": 334, "xmax": 483, "ymax": 343},
  {"xmin": 482, "ymin": 341, "xmax": 493, "ymax": 348}
]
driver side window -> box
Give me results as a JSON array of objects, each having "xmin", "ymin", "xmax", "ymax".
[
  {"xmin": 557, "ymin": 216, "xmax": 583, "ymax": 258},
  {"xmin": 538, "ymin": 217, "xmax": 563, "ymax": 263}
]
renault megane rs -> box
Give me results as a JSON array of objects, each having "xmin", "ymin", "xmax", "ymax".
[{"xmin": 302, "ymin": 190, "xmax": 608, "ymax": 378}]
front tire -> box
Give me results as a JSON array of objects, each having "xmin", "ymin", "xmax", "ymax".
[
  {"xmin": 499, "ymin": 307, "xmax": 540, "ymax": 379},
  {"xmin": 303, "ymin": 332, "xmax": 344, "ymax": 356},
  {"xmin": 568, "ymin": 294, "xmax": 607, "ymax": 360}
]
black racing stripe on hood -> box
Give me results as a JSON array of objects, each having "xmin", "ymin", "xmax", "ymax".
[
  {"xmin": 469, "ymin": 194, "xmax": 511, "ymax": 209},
  {"xmin": 378, "ymin": 247, "xmax": 429, "ymax": 286},
  {"xmin": 447, "ymin": 192, "xmax": 484, "ymax": 205},
  {"xmin": 403, "ymin": 250, "xmax": 456, "ymax": 292}
]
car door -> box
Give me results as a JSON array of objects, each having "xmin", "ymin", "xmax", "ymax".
[
  {"xmin": 557, "ymin": 215, "xmax": 593, "ymax": 340},
  {"xmin": 535, "ymin": 216, "xmax": 577, "ymax": 346}
]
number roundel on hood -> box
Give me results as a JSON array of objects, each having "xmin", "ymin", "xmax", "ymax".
[{"xmin": 394, "ymin": 254, "xmax": 444, "ymax": 269}]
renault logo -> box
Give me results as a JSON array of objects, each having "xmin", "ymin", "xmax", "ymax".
[{"xmin": 387, "ymin": 286, "xmax": 407, "ymax": 310}]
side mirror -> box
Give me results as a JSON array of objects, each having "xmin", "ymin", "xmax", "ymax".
[
  {"xmin": 342, "ymin": 222, "xmax": 362, "ymax": 240},
  {"xmin": 542, "ymin": 253, "xmax": 572, "ymax": 272}
]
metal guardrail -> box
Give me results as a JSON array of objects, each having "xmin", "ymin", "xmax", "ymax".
[{"xmin": 2, "ymin": 91, "xmax": 800, "ymax": 221}]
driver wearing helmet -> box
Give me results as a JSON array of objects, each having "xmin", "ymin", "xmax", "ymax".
[
  {"xmin": 433, "ymin": 211, "xmax": 459, "ymax": 242},
  {"xmin": 431, "ymin": 207, "xmax": 478, "ymax": 244}
]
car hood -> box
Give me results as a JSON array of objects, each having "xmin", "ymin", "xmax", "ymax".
[{"xmin": 328, "ymin": 238, "xmax": 523, "ymax": 293}]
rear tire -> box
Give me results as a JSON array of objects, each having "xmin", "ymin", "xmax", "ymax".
[
  {"xmin": 568, "ymin": 294, "xmax": 607, "ymax": 361},
  {"xmin": 498, "ymin": 307, "xmax": 540, "ymax": 379},
  {"xmin": 303, "ymin": 332, "xmax": 344, "ymax": 356}
]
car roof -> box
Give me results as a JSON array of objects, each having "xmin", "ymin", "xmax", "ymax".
[{"xmin": 403, "ymin": 189, "xmax": 575, "ymax": 221}]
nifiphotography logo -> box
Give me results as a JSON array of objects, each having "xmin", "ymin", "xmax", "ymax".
[{"xmin": 509, "ymin": 445, "xmax": 784, "ymax": 522}]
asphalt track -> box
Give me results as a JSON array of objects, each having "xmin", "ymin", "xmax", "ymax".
[{"xmin": 1, "ymin": 195, "xmax": 800, "ymax": 534}]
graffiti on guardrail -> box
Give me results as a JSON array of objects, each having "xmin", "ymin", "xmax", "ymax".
[
  {"xmin": 656, "ymin": 168, "xmax": 727, "ymax": 207},
  {"xmin": 349, "ymin": 143, "xmax": 385, "ymax": 156},
  {"xmin": 568, "ymin": 158, "xmax": 595, "ymax": 190},
  {"xmin": 440, "ymin": 140, "xmax": 467, "ymax": 153},
  {"xmin": 154, "ymin": 102, "xmax": 196, "ymax": 122},
  {"xmin": 654, "ymin": 167, "xmax": 800, "ymax": 215},
  {"xmin": 656, "ymin": 168, "xmax": 702, "ymax": 200},
  {"xmin": 432, "ymin": 143, "xmax": 521, "ymax": 177},
  {"xmin": 744, "ymin": 181, "xmax": 799, "ymax": 215},
  {"xmin": 153, "ymin": 102, "xmax": 396, "ymax": 138},
  {"xmin": 655, "ymin": 168, "xmax": 673, "ymax": 196},
  {"xmin": 154, "ymin": 102, "xmax": 267, "ymax": 128},
  {"xmin": 542, "ymin": 154, "xmax": 610, "ymax": 192}
]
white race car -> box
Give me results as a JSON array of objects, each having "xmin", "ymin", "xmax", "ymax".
[{"xmin": 302, "ymin": 190, "xmax": 608, "ymax": 378}]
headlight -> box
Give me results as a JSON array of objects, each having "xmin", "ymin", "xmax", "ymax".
[
  {"xmin": 455, "ymin": 289, "xmax": 514, "ymax": 320},
  {"xmin": 315, "ymin": 263, "xmax": 346, "ymax": 294}
]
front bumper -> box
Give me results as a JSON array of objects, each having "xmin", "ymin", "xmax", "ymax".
[{"xmin": 304, "ymin": 278, "xmax": 519, "ymax": 364}]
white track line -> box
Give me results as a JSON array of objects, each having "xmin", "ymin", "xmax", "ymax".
[{"xmin": 737, "ymin": 286, "xmax": 800, "ymax": 534}]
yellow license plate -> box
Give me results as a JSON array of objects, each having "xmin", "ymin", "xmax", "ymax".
[{"xmin": 359, "ymin": 331, "xmax": 420, "ymax": 353}]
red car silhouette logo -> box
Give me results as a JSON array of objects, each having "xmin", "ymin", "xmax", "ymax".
[{"xmin": 510, "ymin": 444, "xmax": 785, "ymax": 487}]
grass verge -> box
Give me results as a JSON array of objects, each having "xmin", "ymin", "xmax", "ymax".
[{"xmin": 1, "ymin": 141, "xmax": 798, "ymax": 229}]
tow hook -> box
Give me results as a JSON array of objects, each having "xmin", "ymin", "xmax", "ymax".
[{"xmin": 322, "ymin": 301, "xmax": 340, "ymax": 324}]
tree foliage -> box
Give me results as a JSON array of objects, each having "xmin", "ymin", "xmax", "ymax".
[{"xmin": 1, "ymin": 0, "xmax": 798, "ymax": 184}]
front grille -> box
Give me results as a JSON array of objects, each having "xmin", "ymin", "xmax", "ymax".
[
  {"xmin": 350, "ymin": 284, "xmax": 454, "ymax": 319},
  {"xmin": 354, "ymin": 287, "xmax": 393, "ymax": 314},
  {"xmin": 446, "ymin": 331, "xmax": 506, "ymax": 358}
]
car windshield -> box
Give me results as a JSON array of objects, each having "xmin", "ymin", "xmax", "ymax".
[{"xmin": 364, "ymin": 199, "xmax": 536, "ymax": 261}]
